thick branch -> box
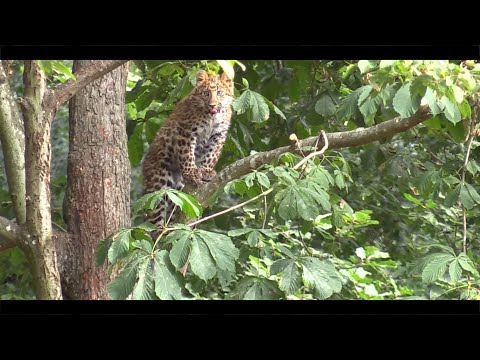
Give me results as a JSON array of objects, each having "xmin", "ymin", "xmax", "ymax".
[
  {"xmin": 23, "ymin": 60, "xmax": 62, "ymax": 299},
  {"xmin": 0, "ymin": 216, "xmax": 21, "ymax": 251},
  {"xmin": 191, "ymin": 105, "xmax": 431, "ymax": 206},
  {"xmin": 0, "ymin": 63, "xmax": 26, "ymax": 224},
  {"xmin": 43, "ymin": 60, "xmax": 129, "ymax": 113}
]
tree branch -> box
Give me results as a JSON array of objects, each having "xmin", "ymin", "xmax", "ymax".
[
  {"xmin": 0, "ymin": 216, "xmax": 21, "ymax": 251},
  {"xmin": 22, "ymin": 60, "xmax": 62, "ymax": 299},
  {"xmin": 43, "ymin": 60, "xmax": 129, "ymax": 113},
  {"xmin": 190, "ymin": 105, "xmax": 431, "ymax": 207},
  {"xmin": 0, "ymin": 63, "xmax": 26, "ymax": 224}
]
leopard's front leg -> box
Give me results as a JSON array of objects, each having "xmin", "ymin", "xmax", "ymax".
[
  {"xmin": 177, "ymin": 128, "xmax": 210, "ymax": 186},
  {"xmin": 198, "ymin": 131, "xmax": 228, "ymax": 181}
]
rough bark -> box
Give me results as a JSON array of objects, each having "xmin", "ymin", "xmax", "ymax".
[
  {"xmin": 0, "ymin": 59, "xmax": 129, "ymax": 299},
  {"xmin": 62, "ymin": 60, "xmax": 130, "ymax": 300},
  {"xmin": 0, "ymin": 62, "xmax": 26, "ymax": 225},
  {"xmin": 21, "ymin": 60, "xmax": 62, "ymax": 299},
  {"xmin": 189, "ymin": 105, "xmax": 431, "ymax": 207}
]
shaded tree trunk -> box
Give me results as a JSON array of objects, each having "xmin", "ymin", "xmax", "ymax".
[{"xmin": 62, "ymin": 60, "xmax": 130, "ymax": 299}]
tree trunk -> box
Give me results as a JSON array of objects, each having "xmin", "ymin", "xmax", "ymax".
[{"xmin": 62, "ymin": 60, "xmax": 130, "ymax": 300}]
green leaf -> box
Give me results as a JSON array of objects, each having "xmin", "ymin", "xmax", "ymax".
[
  {"xmin": 462, "ymin": 184, "xmax": 480, "ymax": 210},
  {"xmin": 233, "ymin": 180, "xmax": 248, "ymax": 196},
  {"xmin": 228, "ymin": 228, "xmax": 253, "ymax": 237},
  {"xmin": 458, "ymin": 100, "xmax": 472, "ymax": 119},
  {"xmin": 233, "ymin": 89, "xmax": 251, "ymax": 114},
  {"xmin": 404, "ymin": 193, "xmax": 423, "ymax": 206},
  {"xmin": 335, "ymin": 172, "xmax": 346, "ymax": 189},
  {"xmin": 259, "ymin": 228, "xmax": 278, "ymax": 239},
  {"xmin": 96, "ymin": 237, "xmax": 113, "ymax": 266},
  {"xmin": 229, "ymin": 276, "xmax": 281, "ymax": 300},
  {"xmin": 132, "ymin": 240, "xmax": 153, "ymax": 253},
  {"xmin": 459, "ymin": 72, "xmax": 476, "ymax": 91},
  {"xmin": 308, "ymin": 166, "xmax": 334, "ymax": 189},
  {"xmin": 446, "ymin": 121, "xmax": 466, "ymax": 143},
  {"xmin": 276, "ymin": 182, "xmax": 331, "ymax": 222},
  {"xmin": 168, "ymin": 230, "xmax": 192, "ymax": 269},
  {"xmin": 357, "ymin": 85, "xmax": 372, "ymax": 107},
  {"xmin": 379, "ymin": 60, "xmax": 396, "ymax": 68},
  {"xmin": 410, "ymin": 75, "xmax": 430, "ymax": 97},
  {"xmin": 255, "ymin": 172, "xmax": 270, "ymax": 189},
  {"xmin": 452, "ymin": 85, "xmax": 464, "ymax": 104},
  {"xmin": 379, "ymin": 83, "xmax": 397, "ymax": 105},
  {"xmin": 278, "ymin": 261, "xmax": 301, "ymax": 295},
  {"xmin": 358, "ymin": 60, "xmax": 377, "ymax": 74},
  {"xmin": 128, "ymin": 123, "xmax": 144, "ymax": 166},
  {"xmin": 440, "ymin": 96, "xmax": 461, "ymax": 124},
  {"xmin": 107, "ymin": 253, "xmax": 144, "ymax": 300},
  {"xmin": 135, "ymin": 90, "xmax": 154, "ymax": 112},
  {"xmin": 233, "ymin": 60, "xmax": 246, "ymax": 72},
  {"xmin": 190, "ymin": 237, "xmax": 217, "ymax": 281},
  {"xmin": 448, "ymin": 259, "xmax": 462, "ymax": 283},
  {"xmin": 300, "ymin": 180, "xmax": 331, "ymax": 210},
  {"xmin": 444, "ymin": 184, "xmax": 461, "ymax": 207},
  {"xmin": 52, "ymin": 61, "xmax": 76, "ymax": 81},
  {"xmin": 216, "ymin": 60, "xmax": 235, "ymax": 80},
  {"xmin": 422, "ymin": 253, "xmax": 455, "ymax": 283},
  {"xmin": 134, "ymin": 222, "xmax": 157, "ymax": 232},
  {"xmin": 457, "ymin": 253, "xmax": 479, "ymax": 276},
  {"xmin": 336, "ymin": 86, "xmax": 367, "ymax": 121},
  {"xmin": 159, "ymin": 76, "xmax": 189, "ymax": 111},
  {"xmin": 176, "ymin": 192, "xmax": 202, "ymax": 218},
  {"xmin": 301, "ymin": 257, "xmax": 342, "ymax": 299},
  {"xmin": 249, "ymin": 91, "xmax": 270, "ymax": 122},
  {"xmin": 426, "ymin": 244, "xmax": 456, "ymax": 256},
  {"xmin": 197, "ymin": 230, "xmax": 239, "ymax": 273},
  {"xmin": 247, "ymin": 230, "xmax": 260, "ymax": 247},
  {"xmin": 466, "ymin": 160, "xmax": 480, "ymax": 176},
  {"xmin": 424, "ymin": 87, "xmax": 442, "ymax": 116},
  {"xmin": 108, "ymin": 230, "xmax": 131, "ymax": 264},
  {"xmin": 132, "ymin": 257, "xmax": 156, "ymax": 300},
  {"xmin": 393, "ymin": 82, "xmax": 420, "ymax": 118},
  {"xmin": 145, "ymin": 119, "xmax": 161, "ymax": 143},
  {"xmin": 262, "ymin": 96, "xmax": 286, "ymax": 120},
  {"xmin": 166, "ymin": 190, "xmax": 183, "ymax": 208},
  {"xmin": 132, "ymin": 190, "xmax": 165, "ymax": 214},
  {"xmin": 153, "ymin": 250, "xmax": 185, "ymax": 300},
  {"xmin": 270, "ymin": 259, "xmax": 294, "ymax": 275},
  {"xmin": 315, "ymin": 94, "xmax": 336, "ymax": 117},
  {"xmin": 244, "ymin": 173, "xmax": 255, "ymax": 188}
]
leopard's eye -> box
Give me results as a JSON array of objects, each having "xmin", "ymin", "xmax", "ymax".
[
  {"xmin": 203, "ymin": 91, "xmax": 209, "ymax": 96},
  {"xmin": 217, "ymin": 90, "xmax": 223, "ymax": 96}
]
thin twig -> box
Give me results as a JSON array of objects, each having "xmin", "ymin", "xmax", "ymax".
[
  {"xmin": 293, "ymin": 131, "xmax": 329, "ymax": 170},
  {"xmin": 460, "ymin": 118, "xmax": 477, "ymax": 254},
  {"xmin": 187, "ymin": 188, "xmax": 275, "ymax": 228}
]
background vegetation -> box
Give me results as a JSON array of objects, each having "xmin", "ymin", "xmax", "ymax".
[{"xmin": 1, "ymin": 59, "xmax": 479, "ymax": 300}]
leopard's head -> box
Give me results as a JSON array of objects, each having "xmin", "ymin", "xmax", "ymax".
[{"xmin": 193, "ymin": 70, "xmax": 234, "ymax": 114}]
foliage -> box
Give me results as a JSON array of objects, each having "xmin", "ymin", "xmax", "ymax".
[
  {"xmin": 2, "ymin": 59, "xmax": 480, "ymax": 300},
  {"xmin": 97, "ymin": 59, "xmax": 480, "ymax": 300}
]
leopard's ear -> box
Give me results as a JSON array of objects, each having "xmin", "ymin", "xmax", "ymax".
[
  {"xmin": 220, "ymin": 72, "xmax": 232, "ymax": 82},
  {"xmin": 220, "ymin": 72, "xmax": 233, "ymax": 90},
  {"xmin": 196, "ymin": 70, "xmax": 208, "ymax": 84}
]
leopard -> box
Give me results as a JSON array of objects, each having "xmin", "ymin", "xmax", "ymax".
[{"xmin": 142, "ymin": 70, "xmax": 235, "ymax": 229}]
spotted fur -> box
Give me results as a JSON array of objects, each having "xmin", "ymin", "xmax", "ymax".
[{"xmin": 142, "ymin": 70, "xmax": 234, "ymax": 229}]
